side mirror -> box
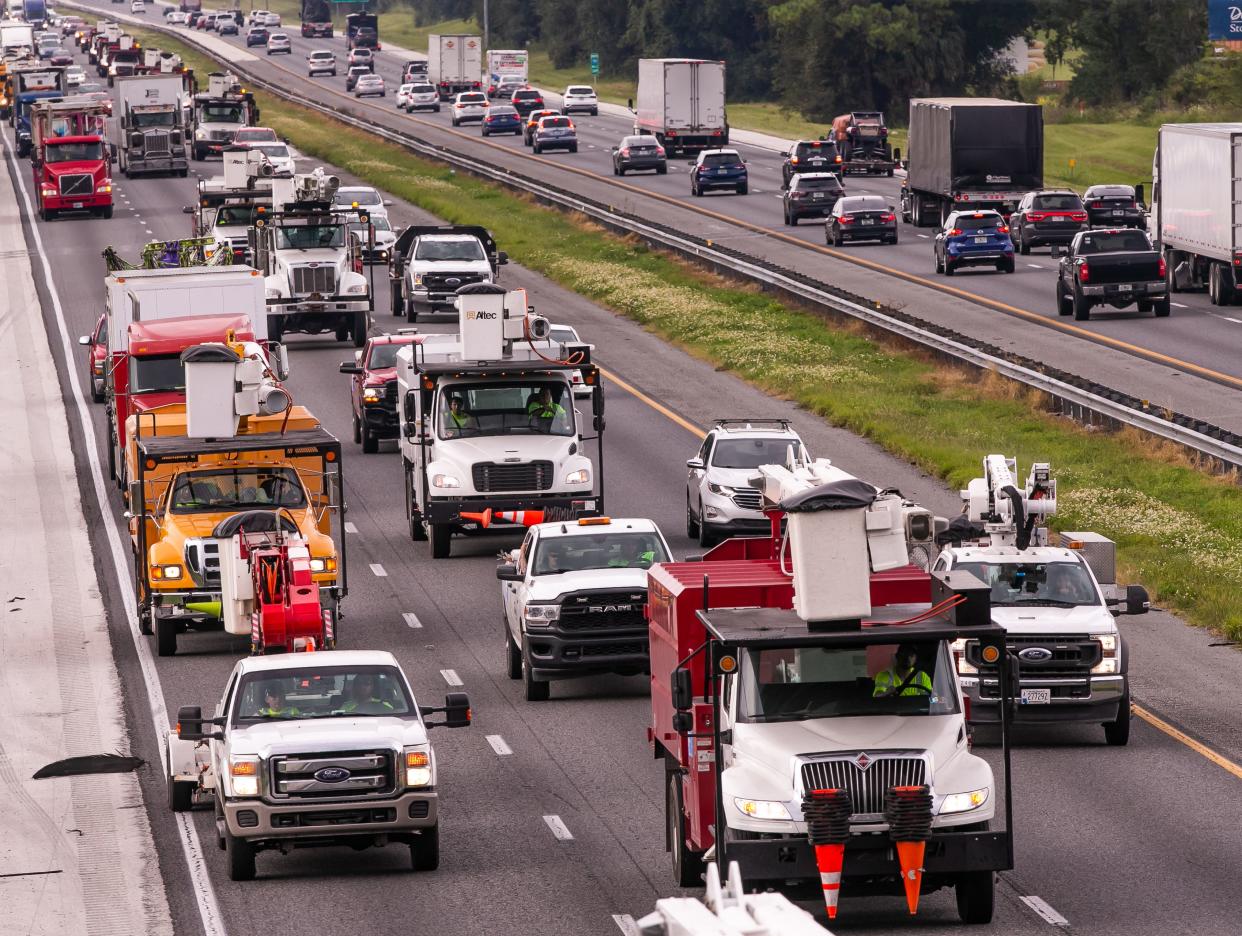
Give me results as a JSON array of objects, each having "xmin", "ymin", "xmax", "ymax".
[
  {"xmin": 176, "ymin": 705, "xmax": 203, "ymax": 740},
  {"xmin": 383, "ymin": 199, "xmax": 393, "ymax": 207},
  {"xmin": 893, "ymin": 147, "xmax": 901, "ymax": 162},
  {"xmin": 497, "ymin": 251, "xmax": 508, "ymax": 265},
  {"xmin": 1125, "ymin": 584, "xmax": 1150, "ymax": 615},
  {"xmin": 592, "ymin": 384, "xmax": 604, "ymax": 418},
  {"xmin": 78, "ymin": 334, "xmax": 91, "ymax": 345},
  {"xmin": 128, "ymin": 480, "xmax": 143, "ymax": 508},
  {"xmin": 686, "ymin": 457, "xmax": 704, "ymax": 471},
  {"xmin": 672, "ymin": 666, "xmax": 693, "ymax": 711},
  {"xmin": 1134, "ymin": 183, "xmax": 1145, "ymax": 207},
  {"xmin": 181, "ymin": 205, "xmax": 195, "ymax": 214},
  {"xmin": 423, "ymin": 691, "xmax": 471, "ymax": 728},
  {"xmin": 403, "ymin": 391, "xmax": 416, "ymax": 423},
  {"xmin": 339, "ymin": 362, "xmax": 362, "ymax": 374},
  {"xmin": 627, "ymin": 97, "xmax": 633, "ymax": 111},
  {"xmin": 496, "ymin": 563, "xmax": 522, "ymax": 581},
  {"xmin": 274, "ymin": 343, "xmax": 290, "ymax": 381},
  {"xmin": 1050, "ymin": 245, "xmax": 1066, "ymax": 259}
]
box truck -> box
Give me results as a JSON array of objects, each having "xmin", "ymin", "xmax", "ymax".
[
  {"xmin": 428, "ymin": 33, "xmax": 481, "ymax": 101},
  {"xmin": 632, "ymin": 58, "xmax": 726, "ymax": 157}
]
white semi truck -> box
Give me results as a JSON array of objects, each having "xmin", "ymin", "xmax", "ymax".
[
  {"xmin": 1148, "ymin": 123, "xmax": 1242, "ymax": 305},
  {"xmin": 632, "ymin": 58, "xmax": 727, "ymax": 156},
  {"xmin": 428, "ymin": 33, "xmax": 481, "ymax": 101},
  {"xmin": 115, "ymin": 73, "xmax": 190, "ymax": 177}
]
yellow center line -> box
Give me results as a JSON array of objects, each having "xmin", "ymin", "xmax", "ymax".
[
  {"xmin": 1133, "ymin": 704, "xmax": 1242, "ymax": 781},
  {"xmin": 598, "ymin": 366, "xmax": 703, "ymax": 439}
]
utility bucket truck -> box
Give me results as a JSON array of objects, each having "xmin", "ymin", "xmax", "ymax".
[
  {"xmin": 192, "ymin": 72, "xmax": 258, "ymax": 161},
  {"xmin": 396, "ymin": 285, "xmax": 605, "ymax": 558},
  {"xmin": 934, "ymin": 456, "xmax": 1149, "ymax": 745},
  {"xmin": 649, "ymin": 459, "xmax": 1015, "ymax": 924},
  {"xmin": 251, "ymin": 168, "xmax": 372, "ymax": 347},
  {"xmin": 193, "ymin": 146, "xmax": 276, "ymax": 263},
  {"xmin": 126, "ymin": 341, "xmax": 346, "ymax": 657}
]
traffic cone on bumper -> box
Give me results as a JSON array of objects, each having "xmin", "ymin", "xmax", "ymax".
[
  {"xmin": 884, "ymin": 785, "xmax": 934, "ymax": 915},
  {"xmin": 492, "ymin": 509, "xmax": 544, "ymax": 526},
  {"xmin": 459, "ymin": 509, "xmax": 493, "ymax": 528},
  {"xmin": 802, "ymin": 788, "xmax": 852, "ymax": 920}
]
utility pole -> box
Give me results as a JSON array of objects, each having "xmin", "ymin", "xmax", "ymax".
[{"xmin": 483, "ymin": 0, "xmax": 489, "ymax": 50}]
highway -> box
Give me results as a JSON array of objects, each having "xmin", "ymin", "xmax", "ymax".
[{"xmin": 7, "ymin": 14, "xmax": 1242, "ymax": 936}]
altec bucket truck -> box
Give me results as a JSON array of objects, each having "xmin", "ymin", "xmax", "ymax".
[{"xmin": 648, "ymin": 458, "xmax": 1017, "ymax": 924}]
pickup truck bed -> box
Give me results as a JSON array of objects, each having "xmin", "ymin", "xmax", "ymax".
[{"xmin": 1055, "ymin": 229, "xmax": 1169, "ymax": 321}]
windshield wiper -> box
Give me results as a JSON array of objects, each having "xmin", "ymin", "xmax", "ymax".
[{"xmin": 993, "ymin": 598, "xmax": 1080, "ymax": 607}]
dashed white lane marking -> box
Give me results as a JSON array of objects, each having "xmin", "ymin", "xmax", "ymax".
[
  {"xmin": 1172, "ymin": 301, "xmax": 1188, "ymax": 308},
  {"xmin": 1021, "ymin": 896, "xmax": 1069, "ymax": 926},
  {"xmin": 1026, "ymin": 263, "xmax": 1044, "ymax": 269},
  {"xmin": 145, "ymin": 229, "xmax": 153, "ymax": 235},
  {"xmin": 543, "ymin": 814, "xmax": 574, "ymax": 840},
  {"xmin": 1224, "ymin": 316, "xmax": 1242, "ymax": 325},
  {"xmin": 917, "ymin": 233, "xmax": 929, "ymax": 238},
  {"xmin": 369, "ymin": 562, "xmax": 387, "ymax": 577},
  {"xmin": 402, "ymin": 611, "xmax": 422, "ymax": 629},
  {"xmin": 485, "ymin": 734, "xmax": 512, "ymax": 755},
  {"xmin": 440, "ymin": 668, "xmax": 463, "ymax": 686},
  {"xmin": 344, "ymin": 520, "xmax": 358, "ymax": 533},
  {"xmin": 612, "ymin": 914, "xmax": 637, "ymax": 935}
]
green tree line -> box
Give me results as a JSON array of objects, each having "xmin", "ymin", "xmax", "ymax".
[{"xmin": 406, "ymin": 0, "xmax": 1208, "ymax": 117}]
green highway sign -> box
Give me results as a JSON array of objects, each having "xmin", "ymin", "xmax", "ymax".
[{"xmin": 590, "ymin": 52, "xmax": 599, "ymax": 76}]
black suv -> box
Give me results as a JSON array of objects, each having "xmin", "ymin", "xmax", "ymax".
[
  {"xmin": 1009, "ymin": 190, "xmax": 1089, "ymax": 254},
  {"xmin": 511, "ymin": 88, "xmax": 544, "ymax": 116},
  {"xmin": 1083, "ymin": 184, "xmax": 1144, "ymax": 229},
  {"xmin": 781, "ymin": 139, "xmax": 841, "ymax": 188},
  {"xmin": 782, "ymin": 172, "xmax": 843, "ymax": 225}
]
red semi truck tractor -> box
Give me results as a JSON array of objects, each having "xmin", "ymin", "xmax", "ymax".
[{"xmin": 31, "ymin": 98, "xmax": 113, "ymax": 221}]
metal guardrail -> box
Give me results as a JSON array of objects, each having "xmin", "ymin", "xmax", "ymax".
[{"xmin": 68, "ymin": 2, "xmax": 1242, "ymax": 469}]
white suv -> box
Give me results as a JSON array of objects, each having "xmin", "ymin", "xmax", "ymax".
[
  {"xmin": 561, "ymin": 85, "xmax": 598, "ymax": 116},
  {"xmin": 686, "ymin": 419, "xmax": 808, "ymax": 547},
  {"xmin": 307, "ymin": 49, "xmax": 336, "ymax": 77}
]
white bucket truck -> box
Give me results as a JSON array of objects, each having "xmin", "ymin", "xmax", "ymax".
[{"xmin": 396, "ymin": 284, "xmax": 605, "ymax": 558}]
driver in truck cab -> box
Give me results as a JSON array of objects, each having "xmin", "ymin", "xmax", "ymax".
[
  {"xmin": 444, "ymin": 395, "xmax": 478, "ymax": 434},
  {"xmin": 258, "ymin": 684, "xmax": 300, "ymax": 717},
  {"xmin": 607, "ymin": 539, "xmax": 656, "ymax": 568},
  {"xmin": 527, "ymin": 387, "xmax": 566, "ymax": 424},
  {"xmin": 873, "ymin": 643, "xmax": 934, "ymax": 698},
  {"xmin": 341, "ymin": 673, "xmax": 394, "ymax": 713}
]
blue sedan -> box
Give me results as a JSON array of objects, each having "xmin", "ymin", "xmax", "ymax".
[
  {"xmin": 934, "ymin": 211, "xmax": 1015, "ymax": 275},
  {"xmin": 482, "ymin": 105, "xmax": 522, "ymax": 136}
]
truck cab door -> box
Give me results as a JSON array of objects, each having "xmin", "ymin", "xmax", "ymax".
[{"xmin": 504, "ymin": 531, "xmax": 535, "ymax": 635}]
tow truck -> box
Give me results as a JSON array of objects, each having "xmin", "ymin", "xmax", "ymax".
[
  {"xmin": 934, "ymin": 455, "xmax": 1149, "ymax": 745},
  {"xmin": 395, "ymin": 285, "xmax": 604, "ymax": 558},
  {"xmin": 126, "ymin": 340, "xmax": 345, "ymax": 656},
  {"xmin": 30, "ymin": 96, "xmax": 113, "ymax": 220},
  {"xmin": 167, "ymin": 650, "xmax": 470, "ymax": 880},
  {"xmin": 649, "ymin": 459, "xmax": 1015, "ymax": 924},
  {"xmin": 829, "ymin": 111, "xmax": 896, "ymax": 176}
]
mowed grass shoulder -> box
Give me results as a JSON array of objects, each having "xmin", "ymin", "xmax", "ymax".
[{"xmin": 135, "ymin": 25, "xmax": 1242, "ymax": 639}]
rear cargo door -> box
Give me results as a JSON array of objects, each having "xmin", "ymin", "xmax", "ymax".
[
  {"xmin": 663, "ymin": 61, "xmax": 693, "ymax": 131},
  {"xmin": 1234, "ymin": 134, "xmax": 1242, "ymax": 256},
  {"xmin": 693, "ymin": 63, "xmax": 724, "ymax": 132}
]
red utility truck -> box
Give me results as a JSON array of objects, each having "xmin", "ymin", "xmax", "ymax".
[{"xmin": 31, "ymin": 97, "xmax": 113, "ymax": 221}]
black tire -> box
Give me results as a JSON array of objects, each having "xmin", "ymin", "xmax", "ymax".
[
  {"xmin": 156, "ymin": 613, "xmax": 177, "ymax": 656},
  {"xmin": 193, "ymin": 145, "xmax": 204, "ymax": 161},
  {"xmin": 956, "ymin": 871, "xmax": 994, "ymax": 924},
  {"xmin": 429, "ymin": 522, "xmax": 451, "ymax": 558},
  {"xmin": 352, "ymin": 413, "xmax": 361, "ymax": 444},
  {"xmin": 335, "ymin": 324, "xmax": 350, "ymax": 343},
  {"xmin": 1153, "ymin": 297, "xmax": 1171, "ymax": 317},
  {"xmin": 352, "ymin": 312, "xmax": 368, "ymax": 347},
  {"xmin": 697, "ymin": 514, "xmax": 715, "ymax": 549},
  {"xmin": 91, "ymin": 378, "xmax": 105, "ymax": 404},
  {"xmin": 889, "ymin": 233, "xmax": 899, "ymax": 245},
  {"xmin": 1104, "ymin": 689, "xmax": 1131, "ymax": 746},
  {"xmin": 686, "ymin": 495, "xmax": 700, "ymax": 538},
  {"xmin": 504, "ymin": 618, "xmax": 522, "ymax": 679},
  {"xmin": 788, "ymin": 212, "xmax": 798, "ymax": 226},
  {"xmin": 569, "ymin": 144, "xmax": 578, "ymax": 153},
  {"xmin": 1000, "ymin": 258, "xmax": 1015, "ymax": 274},
  {"xmin": 533, "ymin": 143, "xmax": 542, "ymax": 154},
  {"xmin": 391, "ymin": 285, "xmax": 404, "ymax": 317},
  {"xmin": 1057, "ymin": 281, "xmax": 1072, "ymax": 316},
  {"xmin": 410, "ymin": 825, "xmax": 439, "ymax": 871},
  {"xmin": 1018, "ymin": 231, "xmax": 1030, "ymax": 255},
  {"xmin": 268, "ymin": 318, "xmax": 283, "ymax": 345},
  {"xmin": 168, "ymin": 774, "xmax": 194, "ymax": 812},
  {"xmin": 668, "ymin": 773, "xmax": 706, "ymax": 887},
  {"xmin": 361, "ymin": 426, "xmax": 378, "ymax": 453},
  {"xmin": 522, "ymin": 640, "xmax": 550, "ymax": 701},
  {"xmin": 178, "ymin": 168, "xmax": 188, "ymax": 178},
  {"xmin": 406, "ymin": 300, "xmax": 418, "ymax": 324},
  {"xmin": 1073, "ymin": 289, "xmax": 1092, "ymax": 321},
  {"xmin": 225, "ymin": 830, "xmax": 256, "ymax": 881},
  {"xmin": 657, "ymin": 165, "xmax": 667, "ymax": 175},
  {"xmin": 944, "ymin": 258, "xmax": 955, "ymax": 277},
  {"xmin": 737, "ymin": 182, "xmax": 748, "ymax": 195}
]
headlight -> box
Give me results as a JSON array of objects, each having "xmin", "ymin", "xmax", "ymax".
[
  {"xmin": 1096, "ymin": 634, "xmax": 1117, "ymax": 652},
  {"xmin": 431, "ymin": 473, "xmax": 460, "ymax": 488},
  {"xmin": 405, "ymin": 749, "xmax": 432, "ymax": 787},
  {"xmin": 362, "ymin": 387, "xmax": 382, "ymax": 403},
  {"xmin": 940, "ymin": 788, "xmax": 989, "ymax": 814},
  {"xmin": 951, "ymin": 638, "xmax": 978, "ymax": 675},
  {"xmin": 733, "ymin": 798, "xmax": 790, "ymax": 820},
  {"xmin": 346, "ymin": 283, "xmax": 367, "ymax": 294},
  {"xmin": 309, "ymin": 557, "xmax": 336, "ymax": 573},
  {"xmin": 707, "ymin": 481, "xmax": 735, "ymax": 496},
  {"xmin": 230, "ymin": 756, "xmax": 260, "ymax": 797},
  {"xmin": 524, "ymin": 604, "xmax": 559, "ymax": 631},
  {"xmin": 151, "ymin": 564, "xmax": 183, "ymax": 580},
  {"xmin": 412, "ymin": 273, "xmax": 423, "ymax": 286},
  {"xmin": 194, "ymin": 128, "xmax": 206, "ymax": 139},
  {"xmin": 564, "ymin": 468, "xmax": 589, "ymax": 485},
  {"xmin": 99, "ymin": 184, "xmax": 112, "ymax": 194},
  {"xmin": 1091, "ymin": 633, "xmax": 1119, "ymax": 674}
]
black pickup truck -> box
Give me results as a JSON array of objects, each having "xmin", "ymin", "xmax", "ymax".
[{"xmin": 1054, "ymin": 228, "xmax": 1169, "ymax": 321}]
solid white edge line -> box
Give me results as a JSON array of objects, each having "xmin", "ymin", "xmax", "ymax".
[
  {"xmin": 1171, "ymin": 301, "xmax": 1188, "ymax": 308},
  {"xmin": 485, "ymin": 734, "xmax": 512, "ymax": 756},
  {"xmin": 439, "ymin": 668, "xmax": 463, "ymax": 687},
  {"xmin": 611, "ymin": 913, "xmax": 636, "ymax": 935},
  {"xmin": 2, "ymin": 128, "xmax": 228, "ymax": 936},
  {"xmin": 369, "ymin": 563, "xmax": 387, "ymax": 577},
  {"xmin": 401, "ymin": 611, "xmax": 422, "ymax": 628},
  {"xmin": 543, "ymin": 814, "xmax": 574, "ymax": 840},
  {"xmin": 1020, "ymin": 895, "xmax": 1069, "ymax": 926}
]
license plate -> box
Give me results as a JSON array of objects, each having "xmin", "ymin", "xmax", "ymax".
[
  {"xmin": 860, "ymin": 218, "xmax": 875, "ymax": 225},
  {"xmin": 1020, "ymin": 688, "xmax": 1051, "ymax": 705},
  {"xmin": 974, "ymin": 236, "xmax": 988, "ymax": 244},
  {"xmin": 812, "ymin": 193, "xmax": 824, "ymax": 199},
  {"xmin": 809, "ymin": 159, "xmax": 824, "ymax": 165},
  {"xmin": 717, "ymin": 169, "xmax": 727, "ymax": 175},
  {"xmin": 73, "ymin": 201, "xmax": 83, "ymax": 208},
  {"xmin": 1112, "ymin": 210, "xmax": 1125, "ymax": 215},
  {"xmin": 1117, "ymin": 284, "xmax": 1133, "ymax": 292}
]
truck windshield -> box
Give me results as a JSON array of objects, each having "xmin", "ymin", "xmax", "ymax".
[
  {"xmin": 45, "ymin": 141, "xmax": 103, "ymax": 162},
  {"xmin": 233, "ymin": 665, "xmax": 414, "ymax": 722},
  {"xmin": 438, "ymin": 381, "xmax": 573, "ymax": 438},
  {"xmin": 366, "ymin": 341, "xmax": 407, "ymax": 368},
  {"xmin": 215, "ymin": 205, "xmax": 259, "ymax": 226},
  {"xmin": 738, "ymin": 641, "xmax": 959, "ymax": 721},
  {"xmin": 952, "ymin": 561, "xmax": 1100, "ymax": 606},
  {"xmin": 169, "ymin": 466, "xmax": 307, "ymax": 512},
  {"xmin": 130, "ymin": 353, "xmax": 184, "ymax": 393},
  {"xmin": 711, "ymin": 437, "xmax": 801, "ymax": 469},
  {"xmin": 198, "ymin": 103, "xmax": 243, "ymax": 123},
  {"xmin": 414, "ymin": 239, "xmax": 485, "ymax": 262},
  {"xmin": 131, "ymin": 110, "xmax": 175, "ymax": 128},
  {"xmin": 275, "ymin": 224, "xmax": 345, "ymax": 250},
  {"xmin": 532, "ymin": 532, "xmax": 668, "ymax": 575}
]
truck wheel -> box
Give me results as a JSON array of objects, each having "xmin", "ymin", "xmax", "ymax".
[
  {"xmin": 391, "ymin": 287, "xmax": 404, "ymax": 317},
  {"xmin": 178, "ymin": 168, "xmax": 188, "ymax": 178},
  {"xmin": 1056, "ymin": 281, "xmax": 1072, "ymax": 316},
  {"xmin": 361, "ymin": 426, "xmax": 378, "ymax": 454},
  {"xmin": 1104, "ymin": 689, "xmax": 1131, "ymax": 746},
  {"xmin": 41, "ymin": 207, "xmax": 55, "ymax": 222},
  {"xmin": 522, "ymin": 642, "xmax": 550, "ymax": 701},
  {"xmin": 685, "ymin": 494, "xmax": 700, "ymax": 538},
  {"xmin": 334, "ymin": 323, "xmax": 350, "ymax": 343},
  {"xmin": 429, "ymin": 522, "xmax": 451, "ymax": 558},
  {"xmin": 91, "ymin": 377, "xmax": 105, "ymax": 404},
  {"xmin": 103, "ymin": 206, "xmax": 113, "ymax": 220},
  {"xmin": 192, "ymin": 145, "xmax": 204, "ymax": 161},
  {"xmin": 504, "ymin": 618, "xmax": 521, "ymax": 679},
  {"xmin": 1153, "ymin": 297, "xmax": 1171, "ymax": 318},
  {"xmin": 156, "ymin": 613, "xmax": 177, "ymax": 656},
  {"xmin": 668, "ymin": 773, "xmax": 706, "ymax": 887},
  {"xmin": 406, "ymin": 301, "xmax": 418, "ymax": 324},
  {"xmin": 225, "ymin": 829, "xmax": 256, "ymax": 881},
  {"xmin": 352, "ymin": 312, "xmax": 368, "ymax": 347},
  {"xmin": 353, "ymin": 414, "xmax": 361, "ymax": 444},
  {"xmin": 168, "ymin": 773, "xmax": 194, "ymax": 812},
  {"xmin": 956, "ymin": 871, "xmax": 994, "ymax": 924},
  {"xmin": 1073, "ymin": 290, "xmax": 1092, "ymax": 321},
  {"xmin": 410, "ymin": 824, "xmax": 439, "ymax": 871}
]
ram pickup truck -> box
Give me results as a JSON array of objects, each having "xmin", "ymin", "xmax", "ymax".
[
  {"xmin": 1054, "ymin": 228, "xmax": 1169, "ymax": 321},
  {"xmin": 168, "ymin": 651, "xmax": 470, "ymax": 880}
]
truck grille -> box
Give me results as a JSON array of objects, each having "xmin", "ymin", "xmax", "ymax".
[
  {"xmin": 471, "ymin": 460, "xmax": 554, "ymax": 492},
  {"xmin": 209, "ymin": 129, "xmax": 233, "ymax": 142},
  {"xmin": 580, "ymin": 639, "xmax": 647, "ymax": 658},
  {"xmin": 970, "ymin": 634, "xmax": 1101, "ymax": 678},
  {"xmin": 184, "ymin": 539, "xmax": 222, "ymax": 586},
  {"xmin": 800, "ymin": 755, "xmax": 926, "ymax": 820},
  {"xmin": 269, "ymin": 749, "xmax": 395, "ymax": 800},
  {"xmin": 59, "ymin": 173, "xmax": 93, "ymax": 197},
  {"xmin": 422, "ymin": 271, "xmax": 485, "ymax": 293},
  {"xmin": 730, "ymin": 489, "xmax": 762, "ymax": 511},
  {"xmin": 559, "ymin": 590, "xmax": 647, "ymax": 632},
  {"xmin": 291, "ymin": 265, "xmax": 337, "ymax": 296},
  {"xmin": 384, "ymin": 379, "xmax": 398, "ymax": 402},
  {"xmin": 143, "ymin": 130, "xmax": 170, "ymax": 155}
]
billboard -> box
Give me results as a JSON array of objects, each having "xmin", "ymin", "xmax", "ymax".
[{"xmin": 1209, "ymin": 0, "xmax": 1242, "ymax": 40}]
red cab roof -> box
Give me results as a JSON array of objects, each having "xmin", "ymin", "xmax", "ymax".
[{"xmin": 128, "ymin": 314, "xmax": 255, "ymax": 355}]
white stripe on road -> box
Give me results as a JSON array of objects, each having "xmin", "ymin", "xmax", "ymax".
[
  {"xmin": 1026, "ymin": 263, "xmax": 1044, "ymax": 269},
  {"xmin": 1021, "ymin": 896, "xmax": 1069, "ymax": 926},
  {"xmin": 1224, "ymin": 317, "xmax": 1242, "ymax": 325},
  {"xmin": 440, "ymin": 668, "xmax": 463, "ymax": 686},
  {"xmin": 1172, "ymin": 301, "xmax": 1188, "ymax": 308},
  {"xmin": 612, "ymin": 914, "xmax": 637, "ymax": 935},
  {"xmin": 369, "ymin": 563, "xmax": 387, "ymax": 577},
  {"xmin": 485, "ymin": 734, "xmax": 512, "ymax": 756},
  {"xmin": 543, "ymin": 814, "xmax": 574, "ymax": 840},
  {"xmin": 916, "ymin": 233, "xmax": 929, "ymax": 238},
  {"xmin": 344, "ymin": 521, "xmax": 358, "ymax": 533},
  {"xmin": 402, "ymin": 611, "xmax": 422, "ymax": 629}
]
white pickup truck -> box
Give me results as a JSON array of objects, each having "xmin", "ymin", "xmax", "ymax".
[{"xmin": 167, "ymin": 651, "xmax": 471, "ymax": 880}]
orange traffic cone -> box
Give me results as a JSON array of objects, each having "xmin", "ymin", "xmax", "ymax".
[
  {"xmin": 459, "ymin": 509, "xmax": 493, "ymax": 528},
  {"xmin": 492, "ymin": 509, "xmax": 545, "ymax": 526},
  {"xmin": 895, "ymin": 840, "xmax": 926, "ymax": 914},
  {"xmin": 813, "ymin": 842, "xmax": 845, "ymax": 919}
]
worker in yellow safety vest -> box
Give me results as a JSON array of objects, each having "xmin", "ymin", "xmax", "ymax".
[{"xmin": 873, "ymin": 643, "xmax": 934, "ymax": 698}]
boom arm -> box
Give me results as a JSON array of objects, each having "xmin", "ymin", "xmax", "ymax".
[{"xmin": 962, "ymin": 454, "xmax": 1056, "ymax": 549}]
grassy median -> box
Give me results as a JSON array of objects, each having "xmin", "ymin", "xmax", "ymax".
[{"xmin": 134, "ymin": 25, "xmax": 1242, "ymax": 640}]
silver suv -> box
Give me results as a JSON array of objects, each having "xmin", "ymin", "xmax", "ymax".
[
  {"xmin": 307, "ymin": 49, "xmax": 336, "ymax": 77},
  {"xmin": 686, "ymin": 419, "xmax": 807, "ymax": 547}
]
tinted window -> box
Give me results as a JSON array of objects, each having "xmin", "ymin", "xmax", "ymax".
[
  {"xmin": 541, "ymin": 117, "xmax": 571, "ymax": 128},
  {"xmin": 566, "ymin": 86, "xmax": 593, "ymax": 95},
  {"xmin": 459, "ymin": 93, "xmax": 485, "ymax": 103},
  {"xmin": 953, "ymin": 561, "xmax": 1099, "ymax": 606},
  {"xmin": 1077, "ymin": 231, "xmax": 1152, "ymax": 254},
  {"xmin": 170, "ymin": 466, "xmax": 306, "ymax": 512},
  {"xmin": 701, "ymin": 152, "xmax": 741, "ymax": 168},
  {"xmin": 414, "ymin": 239, "xmax": 485, "ymax": 262},
  {"xmin": 839, "ymin": 195, "xmax": 887, "ymax": 212},
  {"xmin": 275, "ymin": 223, "xmax": 344, "ymax": 249},
  {"xmin": 793, "ymin": 141, "xmax": 835, "ymax": 159},
  {"xmin": 411, "ymin": 84, "xmax": 435, "ymax": 93},
  {"xmin": 532, "ymin": 532, "xmax": 668, "ymax": 575},
  {"xmin": 1087, "ymin": 185, "xmax": 1134, "ymax": 198},
  {"xmin": 490, "ymin": 105, "xmax": 517, "ymax": 116},
  {"xmin": 366, "ymin": 342, "xmax": 408, "ymax": 369},
  {"xmin": 45, "ymin": 141, "xmax": 104, "ymax": 162},
  {"xmin": 1032, "ymin": 194, "xmax": 1083, "ymax": 211},
  {"xmin": 514, "ymin": 90, "xmax": 541, "ymax": 100},
  {"xmin": 794, "ymin": 176, "xmax": 842, "ymax": 192},
  {"xmin": 130, "ymin": 352, "xmax": 184, "ymax": 393},
  {"xmin": 952, "ymin": 215, "xmax": 1004, "ymax": 232}
]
